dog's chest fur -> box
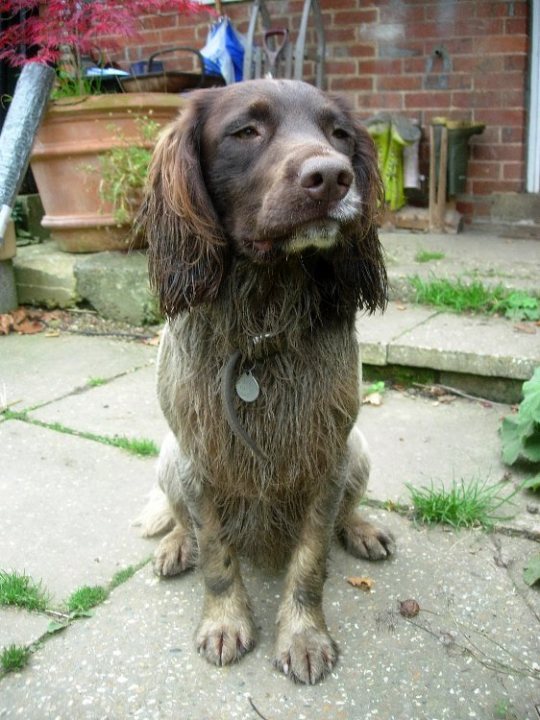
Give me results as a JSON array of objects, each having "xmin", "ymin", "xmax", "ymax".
[{"xmin": 156, "ymin": 257, "xmax": 360, "ymax": 561}]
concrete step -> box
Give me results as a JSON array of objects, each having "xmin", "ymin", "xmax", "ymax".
[
  {"xmin": 10, "ymin": 236, "xmax": 540, "ymax": 402},
  {"xmin": 356, "ymin": 302, "xmax": 538, "ymax": 403}
]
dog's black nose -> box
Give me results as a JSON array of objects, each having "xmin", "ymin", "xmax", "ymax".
[{"xmin": 299, "ymin": 156, "xmax": 353, "ymax": 203}]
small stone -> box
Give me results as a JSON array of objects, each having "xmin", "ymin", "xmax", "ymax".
[{"xmin": 398, "ymin": 598, "xmax": 420, "ymax": 618}]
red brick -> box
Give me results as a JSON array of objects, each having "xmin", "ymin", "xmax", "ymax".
[
  {"xmin": 467, "ymin": 161, "xmax": 501, "ymax": 180},
  {"xmin": 377, "ymin": 74, "xmax": 422, "ymax": 91},
  {"xmin": 505, "ymin": 17, "xmax": 528, "ymax": 34},
  {"xmin": 505, "ymin": 55, "xmax": 527, "ymax": 72},
  {"xmin": 159, "ymin": 27, "xmax": 199, "ymax": 44},
  {"xmin": 475, "ymin": 108, "xmax": 526, "ymax": 127},
  {"xmin": 380, "ymin": 4, "xmax": 425, "ymax": 23},
  {"xmin": 325, "ymin": 60, "xmax": 359, "ymax": 75},
  {"xmin": 474, "ymin": 71, "xmax": 526, "ymax": 90},
  {"xmin": 474, "ymin": 35, "xmax": 528, "ymax": 54},
  {"xmin": 403, "ymin": 57, "xmax": 425, "ymax": 74},
  {"xmin": 472, "ymin": 179, "xmax": 522, "ymax": 194},
  {"xmin": 333, "ymin": 8, "xmax": 379, "ymax": 25},
  {"xmin": 502, "ymin": 126, "xmax": 525, "ymax": 143},
  {"xmin": 346, "ymin": 44, "xmax": 377, "ymax": 58},
  {"xmin": 355, "ymin": 92, "xmax": 404, "ymax": 111},
  {"xmin": 424, "ymin": 3, "xmax": 477, "ymax": 22},
  {"xmin": 473, "ymin": 144, "xmax": 524, "ymax": 162},
  {"xmin": 358, "ymin": 59, "xmax": 402, "ymax": 75},
  {"xmin": 453, "ymin": 56, "xmax": 504, "ymax": 73},
  {"xmin": 503, "ymin": 162, "xmax": 525, "ymax": 180},
  {"xmin": 404, "ymin": 92, "xmax": 450, "ymax": 109},
  {"xmin": 140, "ymin": 13, "xmax": 179, "ymax": 29},
  {"xmin": 328, "ymin": 76, "xmax": 374, "ymax": 92},
  {"xmin": 325, "ymin": 27, "xmax": 358, "ymax": 43},
  {"xmin": 477, "ymin": 0, "xmax": 528, "ymax": 17}
]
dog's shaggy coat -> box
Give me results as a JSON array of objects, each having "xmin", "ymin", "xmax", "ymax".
[{"xmin": 137, "ymin": 79, "xmax": 395, "ymax": 684}]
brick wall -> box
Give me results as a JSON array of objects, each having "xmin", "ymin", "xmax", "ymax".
[{"xmin": 110, "ymin": 0, "xmax": 530, "ymax": 225}]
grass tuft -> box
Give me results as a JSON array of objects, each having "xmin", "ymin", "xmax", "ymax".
[
  {"xmin": 110, "ymin": 565, "xmax": 138, "ymax": 590},
  {"xmin": 66, "ymin": 585, "xmax": 108, "ymax": 613},
  {"xmin": 1, "ymin": 644, "xmax": 31, "ymax": 673},
  {"xmin": 0, "ymin": 571, "xmax": 49, "ymax": 611},
  {"xmin": 87, "ymin": 377, "xmax": 107, "ymax": 388},
  {"xmin": 407, "ymin": 477, "xmax": 518, "ymax": 529},
  {"xmin": 111, "ymin": 436, "xmax": 159, "ymax": 457},
  {"xmin": 409, "ymin": 276, "xmax": 540, "ymax": 320},
  {"xmin": 414, "ymin": 250, "xmax": 446, "ymax": 263}
]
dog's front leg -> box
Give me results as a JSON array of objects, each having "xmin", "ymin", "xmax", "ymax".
[
  {"xmin": 274, "ymin": 480, "xmax": 342, "ymax": 684},
  {"xmin": 194, "ymin": 493, "xmax": 256, "ymax": 666}
]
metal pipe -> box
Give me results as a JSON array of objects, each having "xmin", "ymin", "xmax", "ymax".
[{"xmin": 0, "ymin": 62, "xmax": 55, "ymax": 244}]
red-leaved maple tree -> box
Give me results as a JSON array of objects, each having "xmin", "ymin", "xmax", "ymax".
[{"xmin": 0, "ymin": 0, "xmax": 201, "ymax": 67}]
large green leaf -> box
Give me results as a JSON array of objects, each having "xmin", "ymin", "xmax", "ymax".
[
  {"xmin": 523, "ymin": 553, "xmax": 540, "ymax": 587},
  {"xmin": 501, "ymin": 368, "xmax": 540, "ymax": 466},
  {"xmin": 500, "ymin": 416, "xmax": 527, "ymax": 465},
  {"xmin": 522, "ymin": 428, "xmax": 540, "ymax": 462}
]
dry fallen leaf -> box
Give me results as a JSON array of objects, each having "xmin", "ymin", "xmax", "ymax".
[
  {"xmin": 514, "ymin": 323, "xmax": 536, "ymax": 335},
  {"xmin": 396, "ymin": 303, "xmax": 407, "ymax": 311},
  {"xmin": 347, "ymin": 576, "xmax": 374, "ymax": 591},
  {"xmin": 363, "ymin": 392, "xmax": 382, "ymax": 406}
]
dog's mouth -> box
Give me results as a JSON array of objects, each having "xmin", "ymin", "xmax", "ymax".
[{"xmin": 250, "ymin": 219, "xmax": 344, "ymax": 260}]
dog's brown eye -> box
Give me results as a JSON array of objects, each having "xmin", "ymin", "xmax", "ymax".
[
  {"xmin": 332, "ymin": 128, "xmax": 350, "ymax": 141},
  {"xmin": 233, "ymin": 126, "xmax": 259, "ymax": 139}
]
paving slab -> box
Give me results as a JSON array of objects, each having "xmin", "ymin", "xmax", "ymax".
[
  {"xmin": 382, "ymin": 231, "xmax": 540, "ymax": 299},
  {"xmin": 1, "ymin": 510, "xmax": 538, "ymax": 720},
  {"xmin": 358, "ymin": 389, "xmax": 540, "ymax": 535},
  {"xmin": 356, "ymin": 303, "xmax": 437, "ymax": 366},
  {"xmin": 31, "ymin": 364, "xmax": 168, "ymax": 445},
  {"xmin": 0, "ymin": 334, "xmax": 156, "ymax": 411},
  {"xmin": 0, "ymin": 420, "xmax": 155, "ymax": 602},
  {"xmin": 387, "ymin": 312, "xmax": 539, "ymax": 380},
  {"xmin": 0, "ymin": 608, "xmax": 50, "ymax": 650}
]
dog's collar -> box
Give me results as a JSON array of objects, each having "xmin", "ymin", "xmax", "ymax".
[{"xmin": 221, "ymin": 333, "xmax": 284, "ymax": 462}]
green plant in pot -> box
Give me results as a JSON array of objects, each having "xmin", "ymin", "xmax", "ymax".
[{"xmin": 0, "ymin": 0, "xmax": 199, "ymax": 253}]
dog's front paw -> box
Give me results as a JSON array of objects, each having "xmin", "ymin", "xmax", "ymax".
[
  {"xmin": 338, "ymin": 513, "xmax": 395, "ymax": 561},
  {"xmin": 196, "ymin": 615, "xmax": 256, "ymax": 666},
  {"xmin": 274, "ymin": 627, "xmax": 338, "ymax": 684},
  {"xmin": 153, "ymin": 525, "xmax": 197, "ymax": 576}
]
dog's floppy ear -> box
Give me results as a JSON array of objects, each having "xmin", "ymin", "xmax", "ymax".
[
  {"xmin": 136, "ymin": 93, "xmax": 228, "ymax": 316},
  {"xmin": 329, "ymin": 97, "xmax": 388, "ymax": 315}
]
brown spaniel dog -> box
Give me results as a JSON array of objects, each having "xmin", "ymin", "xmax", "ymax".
[{"xmin": 137, "ymin": 79, "xmax": 395, "ymax": 685}]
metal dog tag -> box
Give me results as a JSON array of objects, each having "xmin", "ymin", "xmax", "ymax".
[{"xmin": 235, "ymin": 370, "xmax": 260, "ymax": 402}]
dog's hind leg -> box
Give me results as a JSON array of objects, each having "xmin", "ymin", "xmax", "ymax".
[
  {"xmin": 335, "ymin": 426, "xmax": 396, "ymax": 560},
  {"xmin": 141, "ymin": 432, "xmax": 199, "ymax": 576}
]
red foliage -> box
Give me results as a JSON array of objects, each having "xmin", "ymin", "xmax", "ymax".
[{"xmin": 0, "ymin": 0, "xmax": 201, "ymax": 67}]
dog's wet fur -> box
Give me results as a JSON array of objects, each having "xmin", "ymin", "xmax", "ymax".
[{"xmin": 137, "ymin": 79, "xmax": 395, "ymax": 684}]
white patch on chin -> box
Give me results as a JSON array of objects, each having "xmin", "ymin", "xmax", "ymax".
[{"xmin": 286, "ymin": 221, "xmax": 341, "ymax": 253}]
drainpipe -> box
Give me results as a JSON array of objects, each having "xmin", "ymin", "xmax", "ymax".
[{"xmin": 0, "ymin": 62, "xmax": 54, "ymax": 312}]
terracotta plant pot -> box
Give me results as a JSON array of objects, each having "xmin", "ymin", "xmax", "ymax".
[{"xmin": 30, "ymin": 93, "xmax": 185, "ymax": 253}]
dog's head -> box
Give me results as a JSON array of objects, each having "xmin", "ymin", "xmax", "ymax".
[{"xmin": 138, "ymin": 79, "xmax": 386, "ymax": 317}]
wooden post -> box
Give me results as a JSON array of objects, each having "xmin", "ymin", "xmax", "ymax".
[
  {"xmin": 429, "ymin": 124, "xmax": 449, "ymax": 231},
  {"xmin": 437, "ymin": 126, "xmax": 448, "ymax": 230},
  {"xmin": 428, "ymin": 125, "xmax": 437, "ymax": 229}
]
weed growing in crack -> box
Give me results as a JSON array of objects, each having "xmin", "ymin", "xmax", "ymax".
[
  {"xmin": 0, "ymin": 570, "xmax": 49, "ymax": 611},
  {"xmin": 1, "ymin": 644, "xmax": 31, "ymax": 673},
  {"xmin": 66, "ymin": 585, "xmax": 109, "ymax": 613},
  {"xmin": 406, "ymin": 477, "xmax": 519, "ymax": 529}
]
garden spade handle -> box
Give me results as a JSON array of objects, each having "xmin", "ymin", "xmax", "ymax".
[
  {"xmin": 0, "ymin": 63, "xmax": 55, "ymax": 244},
  {"xmin": 263, "ymin": 29, "xmax": 289, "ymax": 78}
]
